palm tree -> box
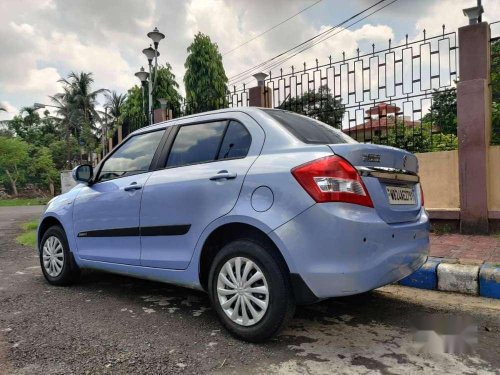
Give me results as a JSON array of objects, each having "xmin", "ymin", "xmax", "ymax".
[
  {"xmin": 50, "ymin": 87, "xmax": 81, "ymax": 168},
  {"xmin": 105, "ymin": 91, "xmax": 127, "ymax": 120},
  {"xmin": 59, "ymin": 72, "xmax": 108, "ymax": 162}
]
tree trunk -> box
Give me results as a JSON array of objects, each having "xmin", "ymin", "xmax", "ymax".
[
  {"xmin": 66, "ymin": 125, "xmax": 71, "ymax": 169},
  {"xmin": 49, "ymin": 181, "xmax": 55, "ymax": 196},
  {"xmin": 4, "ymin": 169, "xmax": 18, "ymax": 197}
]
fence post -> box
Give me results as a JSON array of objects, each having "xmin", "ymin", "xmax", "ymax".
[
  {"xmin": 249, "ymin": 72, "xmax": 272, "ymax": 107},
  {"xmin": 457, "ymin": 20, "xmax": 491, "ymax": 234},
  {"xmin": 117, "ymin": 125, "xmax": 123, "ymax": 144},
  {"xmin": 153, "ymin": 108, "xmax": 172, "ymax": 123}
]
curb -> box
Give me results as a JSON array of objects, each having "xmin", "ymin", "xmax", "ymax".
[{"xmin": 398, "ymin": 257, "xmax": 500, "ymax": 299}]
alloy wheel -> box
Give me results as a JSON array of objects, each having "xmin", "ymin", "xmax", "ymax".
[
  {"xmin": 42, "ymin": 236, "xmax": 64, "ymax": 277},
  {"xmin": 216, "ymin": 256, "xmax": 269, "ymax": 326}
]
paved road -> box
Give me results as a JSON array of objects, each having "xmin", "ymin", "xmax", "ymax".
[{"xmin": 0, "ymin": 206, "xmax": 499, "ymax": 374}]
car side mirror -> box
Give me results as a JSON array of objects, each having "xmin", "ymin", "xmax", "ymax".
[{"xmin": 72, "ymin": 165, "xmax": 93, "ymax": 183}]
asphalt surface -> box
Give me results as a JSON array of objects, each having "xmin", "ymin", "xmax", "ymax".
[{"xmin": 0, "ymin": 205, "xmax": 499, "ymax": 374}]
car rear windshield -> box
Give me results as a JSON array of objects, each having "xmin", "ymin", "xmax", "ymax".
[{"xmin": 262, "ymin": 109, "xmax": 356, "ymax": 145}]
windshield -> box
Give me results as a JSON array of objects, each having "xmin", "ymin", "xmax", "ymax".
[{"xmin": 262, "ymin": 109, "xmax": 356, "ymax": 145}]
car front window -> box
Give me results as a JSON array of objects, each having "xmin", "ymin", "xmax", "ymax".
[{"xmin": 98, "ymin": 130, "xmax": 164, "ymax": 182}]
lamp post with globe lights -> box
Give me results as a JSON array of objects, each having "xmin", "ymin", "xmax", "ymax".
[{"xmin": 134, "ymin": 27, "xmax": 165, "ymax": 125}]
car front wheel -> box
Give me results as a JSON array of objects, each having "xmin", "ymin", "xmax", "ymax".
[
  {"xmin": 208, "ymin": 239, "xmax": 295, "ymax": 342},
  {"xmin": 39, "ymin": 225, "xmax": 79, "ymax": 286}
]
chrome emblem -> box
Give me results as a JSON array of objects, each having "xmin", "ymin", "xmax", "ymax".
[{"xmin": 362, "ymin": 153, "xmax": 381, "ymax": 162}]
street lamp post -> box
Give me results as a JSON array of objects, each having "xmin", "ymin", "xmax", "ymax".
[
  {"xmin": 134, "ymin": 66, "xmax": 149, "ymax": 118},
  {"xmin": 134, "ymin": 27, "xmax": 165, "ymax": 125}
]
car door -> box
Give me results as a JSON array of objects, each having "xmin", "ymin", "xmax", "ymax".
[
  {"xmin": 73, "ymin": 129, "xmax": 166, "ymax": 265},
  {"xmin": 140, "ymin": 113, "xmax": 265, "ymax": 269}
]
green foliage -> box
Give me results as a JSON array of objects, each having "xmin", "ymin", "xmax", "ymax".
[
  {"xmin": 16, "ymin": 219, "xmax": 39, "ymax": 247},
  {"xmin": 154, "ymin": 63, "xmax": 182, "ymax": 109},
  {"xmin": 27, "ymin": 146, "xmax": 59, "ymax": 192},
  {"xmin": 278, "ymin": 85, "xmax": 345, "ymax": 128},
  {"xmin": 492, "ymin": 102, "xmax": 500, "ymax": 145},
  {"xmin": 184, "ymin": 32, "xmax": 228, "ymax": 113},
  {"xmin": 49, "ymin": 139, "xmax": 79, "ymax": 170},
  {"xmin": 121, "ymin": 85, "xmax": 145, "ymax": 119},
  {"xmin": 422, "ymin": 88, "xmax": 457, "ymax": 135},
  {"xmin": 0, "ymin": 136, "xmax": 29, "ymax": 195},
  {"xmin": 492, "ymin": 40, "xmax": 500, "ymax": 102},
  {"xmin": 372, "ymin": 122, "xmax": 458, "ymax": 153},
  {"xmin": 0, "ymin": 198, "xmax": 49, "ymax": 206}
]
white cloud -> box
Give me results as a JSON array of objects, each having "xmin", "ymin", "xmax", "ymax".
[
  {"xmin": 0, "ymin": 101, "xmax": 18, "ymax": 121},
  {"xmin": 5, "ymin": 67, "xmax": 62, "ymax": 93},
  {"xmin": 9, "ymin": 22, "xmax": 35, "ymax": 35},
  {"xmin": 1, "ymin": 0, "xmax": 499, "ymax": 121}
]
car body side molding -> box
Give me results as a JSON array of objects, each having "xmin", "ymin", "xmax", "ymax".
[{"xmin": 77, "ymin": 225, "xmax": 191, "ymax": 237}]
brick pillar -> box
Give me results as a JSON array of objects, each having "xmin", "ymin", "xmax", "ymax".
[
  {"xmin": 117, "ymin": 125, "xmax": 123, "ymax": 144},
  {"xmin": 457, "ymin": 22, "xmax": 491, "ymax": 234},
  {"xmin": 249, "ymin": 86, "xmax": 272, "ymax": 108},
  {"xmin": 153, "ymin": 108, "xmax": 172, "ymax": 123}
]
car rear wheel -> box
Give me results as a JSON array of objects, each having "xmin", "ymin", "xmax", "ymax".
[
  {"xmin": 208, "ymin": 239, "xmax": 295, "ymax": 342},
  {"xmin": 40, "ymin": 225, "xmax": 79, "ymax": 286}
]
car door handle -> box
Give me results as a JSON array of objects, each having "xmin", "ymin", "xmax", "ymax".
[
  {"xmin": 209, "ymin": 170, "xmax": 237, "ymax": 181},
  {"xmin": 124, "ymin": 183, "xmax": 142, "ymax": 191}
]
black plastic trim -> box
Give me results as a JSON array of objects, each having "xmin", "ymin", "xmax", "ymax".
[
  {"xmin": 290, "ymin": 273, "xmax": 319, "ymax": 305},
  {"xmin": 77, "ymin": 225, "xmax": 191, "ymax": 238}
]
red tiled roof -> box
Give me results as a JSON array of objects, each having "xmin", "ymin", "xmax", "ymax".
[
  {"xmin": 344, "ymin": 117, "xmax": 420, "ymax": 134},
  {"xmin": 365, "ymin": 102, "xmax": 400, "ymax": 115}
]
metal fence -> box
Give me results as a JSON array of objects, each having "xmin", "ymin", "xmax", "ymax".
[
  {"xmin": 121, "ymin": 114, "xmax": 149, "ymax": 139},
  {"xmin": 225, "ymin": 27, "xmax": 459, "ymax": 153}
]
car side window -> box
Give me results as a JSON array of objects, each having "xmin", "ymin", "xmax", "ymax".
[
  {"xmin": 217, "ymin": 121, "xmax": 251, "ymax": 160},
  {"xmin": 97, "ymin": 130, "xmax": 164, "ymax": 182},
  {"xmin": 166, "ymin": 121, "xmax": 227, "ymax": 168}
]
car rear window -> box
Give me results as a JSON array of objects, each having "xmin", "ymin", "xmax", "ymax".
[{"xmin": 262, "ymin": 109, "xmax": 355, "ymax": 145}]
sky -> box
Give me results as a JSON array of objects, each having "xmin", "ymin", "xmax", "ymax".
[{"xmin": 1, "ymin": 0, "xmax": 499, "ymax": 121}]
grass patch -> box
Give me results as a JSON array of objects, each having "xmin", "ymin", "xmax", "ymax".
[
  {"xmin": 0, "ymin": 198, "xmax": 49, "ymax": 207},
  {"xmin": 16, "ymin": 219, "xmax": 39, "ymax": 248}
]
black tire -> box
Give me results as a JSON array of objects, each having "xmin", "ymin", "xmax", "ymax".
[
  {"xmin": 39, "ymin": 225, "xmax": 80, "ymax": 286},
  {"xmin": 208, "ymin": 238, "xmax": 295, "ymax": 343}
]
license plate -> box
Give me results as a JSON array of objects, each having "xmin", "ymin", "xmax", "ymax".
[{"xmin": 386, "ymin": 186, "xmax": 416, "ymax": 205}]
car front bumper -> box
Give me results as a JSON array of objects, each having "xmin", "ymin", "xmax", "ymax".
[{"xmin": 271, "ymin": 202, "xmax": 429, "ymax": 299}]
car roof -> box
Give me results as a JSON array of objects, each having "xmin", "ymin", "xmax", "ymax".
[{"xmin": 131, "ymin": 107, "xmax": 270, "ymax": 136}]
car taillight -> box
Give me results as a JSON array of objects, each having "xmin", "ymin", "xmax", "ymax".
[
  {"xmin": 291, "ymin": 155, "xmax": 373, "ymax": 207},
  {"xmin": 420, "ymin": 184, "xmax": 424, "ymax": 206}
]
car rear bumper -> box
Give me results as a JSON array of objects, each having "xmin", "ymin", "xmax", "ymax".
[{"xmin": 271, "ymin": 202, "xmax": 429, "ymax": 299}]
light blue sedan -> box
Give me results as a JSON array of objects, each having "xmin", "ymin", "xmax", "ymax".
[{"xmin": 38, "ymin": 108, "xmax": 429, "ymax": 342}]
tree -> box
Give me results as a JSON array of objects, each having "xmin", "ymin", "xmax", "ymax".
[
  {"xmin": 105, "ymin": 91, "xmax": 127, "ymax": 120},
  {"xmin": 59, "ymin": 72, "xmax": 107, "ymax": 160},
  {"xmin": 50, "ymin": 88, "xmax": 80, "ymax": 168},
  {"xmin": 121, "ymin": 85, "xmax": 145, "ymax": 119},
  {"xmin": 492, "ymin": 40, "xmax": 500, "ymax": 102},
  {"xmin": 279, "ymin": 85, "xmax": 345, "ymax": 128},
  {"xmin": 8, "ymin": 106, "xmax": 42, "ymax": 143},
  {"xmin": 372, "ymin": 121, "xmax": 458, "ymax": 153},
  {"xmin": 154, "ymin": 63, "xmax": 181, "ymax": 109},
  {"xmin": 0, "ymin": 136, "xmax": 29, "ymax": 196},
  {"xmin": 27, "ymin": 146, "xmax": 59, "ymax": 196},
  {"xmin": 422, "ymin": 88, "xmax": 457, "ymax": 135},
  {"xmin": 184, "ymin": 32, "xmax": 228, "ymax": 113}
]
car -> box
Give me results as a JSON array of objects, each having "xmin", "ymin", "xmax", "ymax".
[{"xmin": 37, "ymin": 107, "xmax": 429, "ymax": 342}]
